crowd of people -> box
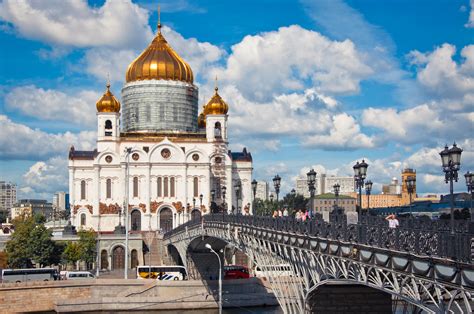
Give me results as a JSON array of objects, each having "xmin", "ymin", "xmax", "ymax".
[{"xmin": 271, "ymin": 208, "xmax": 313, "ymax": 221}]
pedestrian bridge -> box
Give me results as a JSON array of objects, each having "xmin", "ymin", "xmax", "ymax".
[{"xmin": 164, "ymin": 212, "xmax": 474, "ymax": 313}]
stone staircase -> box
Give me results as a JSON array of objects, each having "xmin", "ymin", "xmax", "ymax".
[{"xmin": 144, "ymin": 233, "xmax": 174, "ymax": 266}]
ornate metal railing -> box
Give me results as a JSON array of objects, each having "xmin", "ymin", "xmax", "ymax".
[{"xmin": 166, "ymin": 212, "xmax": 474, "ymax": 263}]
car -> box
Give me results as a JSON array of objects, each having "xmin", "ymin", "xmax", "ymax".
[{"xmin": 65, "ymin": 271, "xmax": 95, "ymax": 280}]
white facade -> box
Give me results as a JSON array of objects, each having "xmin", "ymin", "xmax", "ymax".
[
  {"xmin": 324, "ymin": 176, "xmax": 355, "ymax": 195},
  {"xmin": 296, "ymin": 174, "xmax": 354, "ymax": 196},
  {"xmin": 0, "ymin": 181, "xmax": 16, "ymax": 218}
]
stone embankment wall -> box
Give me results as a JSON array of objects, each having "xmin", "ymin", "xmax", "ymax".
[{"xmin": 0, "ymin": 278, "xmax": 278, "ymax": 312}]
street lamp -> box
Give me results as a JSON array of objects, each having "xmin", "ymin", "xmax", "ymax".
[
  {"xmin": 205, "ymin": 243, "xmax": 222, "ymax": 314},
  {"xmin": 406, "ymin": 176, "xmax": 416, "ymax": 207},
  {"xmin": 222, "ymin": 186, "xmax": 227, "ymax": 215},
  {"xmin": 211, "ymin": 189, "xmax": 215, "ymax": 202},
  {"xmin": 199, "ymin": 194, "xmax": 203, "ymax": 211},
  {"xmin": 465, "ymin": 171, "xmax": 474, "ymax": 222},
  {"xmin": 440, "ymin": 143, "xmax": 463, "ymax": 234},
  {"xmin": 251, "ymin": 179, "xmax": 258, "ymax": 215},
  {"xmin": 234, "ymin": 181, "xmax": 241, "ymax": 215},
  {"xmin": 193, "ymin": 198, "xmax": 196, "ymax": 213},
  {"xmin": 365, "ymin": 180, "xmax": 372, "ymax": 211},
  {"xmin": 291, "ymin": 188, "xmax": 296, "ymax": 212},
  {"xmin": 353, "ymin": 160, "xmax": 368, "ymax": 215},
  {"xmin": 273, "ymin": 175, "xmax": 281, "ymax": 204},
  {"xmin": 333, "ymin": 183, "xmax": 340, "ymax": 210},
  {"xmin": 307, "ymin": 169, "xmax": 316, "ymax": 215}
]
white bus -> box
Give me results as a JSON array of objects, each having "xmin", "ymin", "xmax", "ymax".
[
  {"xmin": 1, "ymin": 268, "xmax": 58, "ymax": 283},
  {"xmin": 254, "ymin": 264, "xmax": 293, "ymax": 278},
  {"xmin": 136, "ymin": 265, "xmax": 187, "ymax": 280}
]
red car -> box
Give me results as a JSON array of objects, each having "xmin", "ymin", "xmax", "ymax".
[{"xmin": 224, "ymin": 265, "xmax": 250, "ymax": 279}]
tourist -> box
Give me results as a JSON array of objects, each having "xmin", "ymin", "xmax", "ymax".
[
  {"xmin": 278, "ymin": 209, "xmax": 283, "ymax": 217},
  {"xmin": 296, "ymin": 209, "xmax": 302, "ymax": 221},
  {"xmin": 283, "ymin": 208, "xmax": 289, "ymax": 217},
  {"xmin": 386, "ymin": 214, "xmax": 399, "ymax": 229}
]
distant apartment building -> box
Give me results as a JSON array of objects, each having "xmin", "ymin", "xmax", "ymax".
[
  {"xmin": 296, "ymin": 174, "xmax": 354, "ymax": 197},
  {"xmin": 313, "ymin": 193, "xmax": 356, "ymax": 213},
  {"xmin": 0, "ymin": 181, "xmax": 17, "ymax": 218},
  {"xmin": 53, "ymin": 192, "xmax": 70, "ymax": 212},
  {"xmin": 255, "ymin": 181, "xmax": 269, "ymax": 201},
  {"xmin": 11, "ymin": 199, "xmax": 54, "ymax": 220},
  {"xmin": 349, "ymin": 168, "xmax": 417, "ymax": 209}
]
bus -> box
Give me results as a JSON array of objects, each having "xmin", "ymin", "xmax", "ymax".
[
  {"xmin": 224, "ymin": 265, "xmax": 250, "ymax": 279},
  {"xmin": 1, "ymin": 268, "xmax": 59, "ymax": 283},
  {"xmin": 254, "ymin": 264, "xmax": 293, "ymax": 278},
  {"xmin": 136, "ymin": 265, "xmax": 187, "ymax": 280}
]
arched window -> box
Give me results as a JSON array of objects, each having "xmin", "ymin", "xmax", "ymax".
[
  {"xmin": 214, "ymin": 122, "xmax": 222, "ymax": 138},
  {"xmin": 170, "ymin": 177, "xmax": 175, "ymax": 197},
  {"xmin": 157, "ymin": 177, "xmax": 162, "ymax": 197},
  {"xmin": 193, "ymin": 177, "xmax": 199, "ymax": 197},
  {"xmin": 106, "ymin": 179, "xmax": 112, "ymax": 199},
  {"xmin": 80, "ymin": 180, "xmax": 86, "ymax": 200},
  {"xmin": 164, "ymin": 177, "xmax": 169, "ymax": 197},
  {"xmin": 105, "ymin": 120, "xmax": 112, "ymax": 136},
  {"xmin": 81, "ymin": 213, "xmax": 86, "ymax": 226},
  {"xmin": 133, "ymin": 177, "xmax": 139, "ymax": 198}
]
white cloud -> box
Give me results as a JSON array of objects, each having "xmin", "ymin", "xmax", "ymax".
[
  {"xmin": 302, "ymin": 113, "xmax": 374, "ymax": 150},
  {"xmin": 21, "ymin": 156, "xmax": 68, "ymax": 198},
  {"xmin": 408, "ymin": 44, "xmax": 474, "ymax": 97},
  {"xmin": 0, "ymin": 115, "xmax": 95, "ymax": 160},
  {"xmin": 4, "ymin": 85, "xmax": 99, "ymax": 126},
  {"xmin": 84, "ymin": 48, "xmax": 138, "ymax": 83},
  {"xmin": 0, "ymin": 0, "xmax": 153, "ymax": 49},
  {"xmin": 466, "ymin": 0, "xmax": 474, "ymax": 28},
  {"xmin": 212, "ymin": 25, "xmax": 372, "ymax": 101}
]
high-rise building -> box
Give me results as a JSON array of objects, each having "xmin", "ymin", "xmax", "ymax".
[
  {"xmin": 0, "ymin": 181, "xmax": 16, "ymax": 219},
  {"xmin": 53, "ymin": 192, "xmax": 69, "ymax": 211},
  {"xmin": 255, "ymin": 181, "xmax": 269, "ymax": 201},
  {"xmin": 325, "ymin": 176, "xmax": 355, "ymax": 195},
  {"xmin": 295, "ymin": 174, "xmax": 354, "ymax": 197}
]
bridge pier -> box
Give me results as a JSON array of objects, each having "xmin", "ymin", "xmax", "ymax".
[{"xmin": 307, "ymin": 284, "xmax": 392, "ymax": 313}]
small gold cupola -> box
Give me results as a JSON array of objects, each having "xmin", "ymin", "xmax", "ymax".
[
  {"xmin": 96, "ymin": 82, "xmax": 120, "ymax": 113},
  {"xmin": 125, "ymin": 16, "xmax": 193, "ymax": 84},
  {"xmin": 198, "ymin": 111, "xmax": 206, "ymax": 128},
  {"xmin": 204, "ymin": 85, "xmax": 229, "ymax": 115}
]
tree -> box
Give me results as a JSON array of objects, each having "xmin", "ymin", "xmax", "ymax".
[
  {"xmin": 6, "ymin": 214, "xmax": 58, "ymax": 268},
  {"xmin": 78, "ymin": 229, "xmax": 97, "ymax": 270},
  {"xmin": 62, "ymin": 241, "xmax": 82, "ymax": 269}
]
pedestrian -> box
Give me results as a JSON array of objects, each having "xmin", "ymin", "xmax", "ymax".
[
  {"xmin": 301, "ymin": 211, "xmax": 307, "ymax": 222},
  {"xmin": 296, "ymin": 209, "xmax": 302, "ymax": 221},
  {"xmin": 278, "ymin": 208, "xmax": 283, "ymax": 217},
  {"xmin": 386, "ymin": 214, "xmax": 399, "ymax": 229},
  {"xmin": 283, "ymin": 208, "xmax": 289, "ymax": 217},
  {"xmin": 273, "ymin": 210, "xmax": 279, "ymax": 218}
]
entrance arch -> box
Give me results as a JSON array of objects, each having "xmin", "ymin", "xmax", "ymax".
[
  {"xmin": 131, "ymin": 209, "xmax": 141, "ymax": 231},
  {"xmin": 100, "ymin": 250, "xmax": 108, "ymax": 270},
  {"xmin": 131, "ymin": 249, "xmax": 138, "ymax": 268},
  {"xmin": 112, "ymin": 246, "xmax": 125, "ymax": 270},
  {"xmin": 191, "ymin": 209, "xmax": 201, "ymax": 221},
  {"xmin": 159, "ymin": 207, "xmax": 173, "ymax": 233}
]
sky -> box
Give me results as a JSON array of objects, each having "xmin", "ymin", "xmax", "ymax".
[{"xmin": 0, "ymin": 0, "xmax": 473, "ymax": 201}]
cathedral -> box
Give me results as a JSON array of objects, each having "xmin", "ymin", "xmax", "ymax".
[{"xmin": 68, "ymin": 21, "xmax": 253, "ymax": 238}]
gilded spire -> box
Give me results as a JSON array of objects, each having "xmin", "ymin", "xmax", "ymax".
[
  {"xmin": 96, "ymin": 80, "xmax": 120, "ymax": 113},
  {"xmin": 214, "ymin": 75, "xmax": 218, "ymax": 92},
  {"xmin": 157, "ymin": 5, "xmax": 162, "ymax": 33}
]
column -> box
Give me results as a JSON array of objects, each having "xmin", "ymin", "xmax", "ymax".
[{"xmin": 145, "ymin": 164, "xmax": 151, "ymax": 230}]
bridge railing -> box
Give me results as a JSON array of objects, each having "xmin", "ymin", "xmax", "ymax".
[{"xmin": 166, "ymin": 213, "xmax": 473, "ymax": 263}]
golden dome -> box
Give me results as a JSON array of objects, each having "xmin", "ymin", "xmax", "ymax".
[
  {"xmin": 204, "ymin": 87, "xmax": 229, "ymax": 115},
  {"xmin": 126, "ymin": 26, "xmax": 193, "ymax": 83},
  {"xmin": 96, "ymin": 82, "xmax": 120, "ymax": 113},
  {"xmin": 198, "ymin": 112, "xmax": 206, "ymax": 128}
]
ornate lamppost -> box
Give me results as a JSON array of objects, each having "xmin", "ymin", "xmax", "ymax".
[
  {"xmin": 273, "ymin": 175, "xmax": 281, "ymax": 204},
  {"xmin": 406, "ymin": 176, "xmax": 416, "ymax": 207},
  {"xmin": 193, "ymin": 198, "xmax": 196, "ymax": 213},
  {"xmin": 222, "ymin": 186, "xmax": 227, "ymax": 215},
  {"xmin": 291, "ymin": 188, "xmax": 296, "ymax": 212},
  {"xmin": 234, "ymin": 181, "xmax": 241, "ymax": 215},
  {"xmin": 307, "ymin": 169, "xmax": 316, "ymax": 216},
  {"xmin": 269, "ymin": 194, "xmax": 274, "ymax": 216},
  {"xmin": 465, "ymin": 171, "xmax": 474, "ymax": 222},
  {"xmin": 333, "ymin": 183, "xmax": 340, "ymax": 210},
  {"xmin": 210, "ymin": 189, "xmax": 216, "ymax": 213},
  {"xmin": 251, "ymin": 179, "xmax": 258, "ymax": 215},
  {"xmin": 353, "ymin": 160, "xmax": 368, "ymax": 215},
  {"xmin": 365, "ymin": 180, "xmax": 372, "ymax": 211},
  {"xmin": 199, "ymin": 194, "xmax": 203, "ymax": 211},
  {"xmin": 440, "ymin": 143, "xmax": 463, "ymax": 234}
]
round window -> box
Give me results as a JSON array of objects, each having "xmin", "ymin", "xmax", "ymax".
[
  {"xmin": 105, "ymin": 155, "xmax": 112, "ymax": 163},
  {"xmin": 192, "ymin": 153, "xmax": 199, "ymax": 161},
  {"xmin": 132, "ymin": 153, "xmax": 139, "ymax": 161},
  {"xmin": 161, "ymin": 148, "xmax": 171, "ymax": 159}
]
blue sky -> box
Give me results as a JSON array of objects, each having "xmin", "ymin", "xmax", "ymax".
[{"xmin": 0, "ymin": 0, "xmax": 473, "ymax": 200}]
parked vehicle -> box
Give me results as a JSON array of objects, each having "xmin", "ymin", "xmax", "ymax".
[
  {"xmin": 254, "ymin": 264, "xmax": 293, "ymax": 278},
  {"xmin": 1, "ymin": 268, "xmax": 58, "ymax": 283},
  {"xmin": 136, "ymin": 265, "xmax": 187, "ymax": 280},
  {"xmin": 65, "ymin": 271, "xmax": 95, "ymax": 280},
  {"xmin": 224, "ymin": 265, "xmax": 250, "ymax": 279}
]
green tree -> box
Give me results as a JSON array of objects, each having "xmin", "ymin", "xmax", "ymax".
[
  {"xmin": 6, "ymin": 214, "xmax": 58, "ymax": 268},
  {"xmin": 62, "ymin": 241, "xmax": 82, "ymax": 269},
  {"xmin": 282, "ymin": 193, "xmax": 308, "ymax": 213},
  {"xmin": 78, "ymin": 229, "xmax": 97, "ymax": 270}
]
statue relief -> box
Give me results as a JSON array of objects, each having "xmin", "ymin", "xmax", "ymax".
[
  {"xmin": 139, "ymin": 203, "xmax": 146, "ymax": 213},
  {"xmin": 99, "ymin": 202, "xmax": 121, "ymax": 215},
  {"xmin": 86, "ymin": 205, "xmax": 93, "ymax": 214},
  {"xmin": 173, "ymin": 201, "xmax": 184, "ymax": 213},
  {"xmin": 150, "ymin": 201, "xmax": 163, "ymax": 213}
]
